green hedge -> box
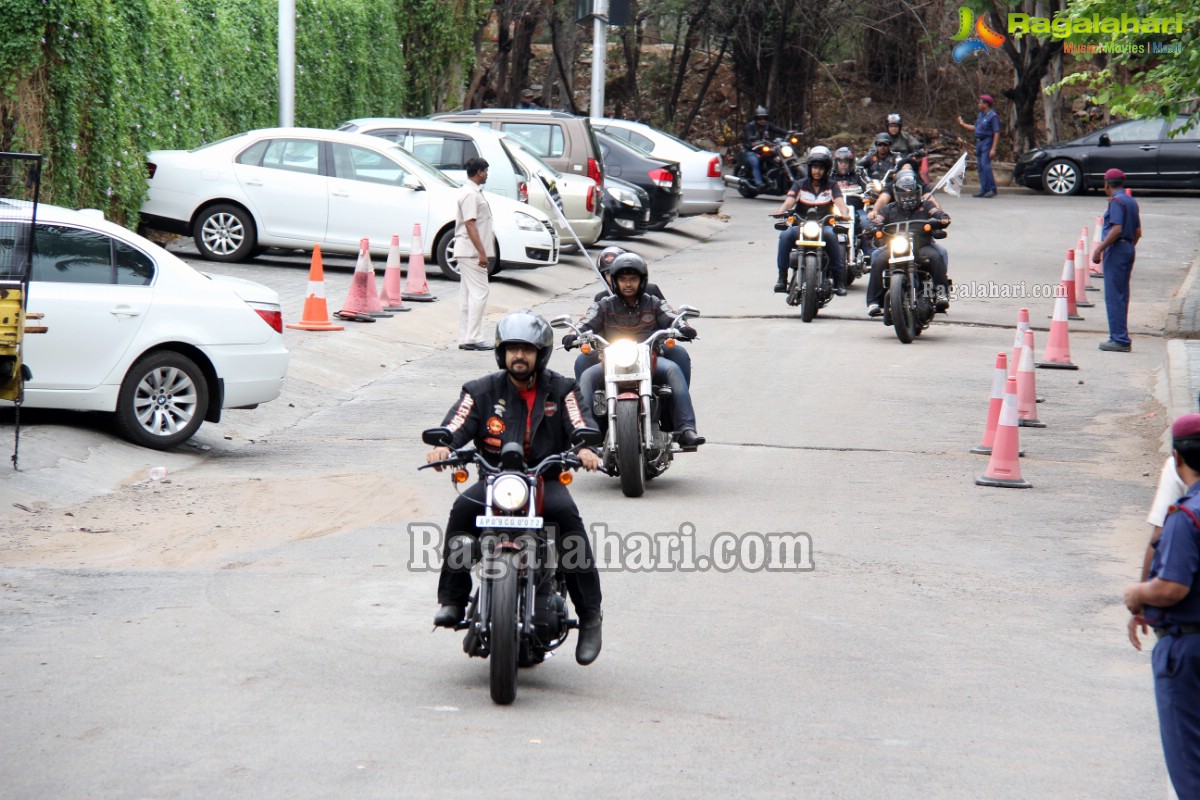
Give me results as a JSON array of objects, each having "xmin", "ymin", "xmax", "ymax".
[{"xmin": 0, "ymin": 0, "xmax": 482, "ymax": 224}]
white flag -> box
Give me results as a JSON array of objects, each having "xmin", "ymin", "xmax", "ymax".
[{"xmin": 932, "ymin": 152, "xmax": 969, "ymax": 197}]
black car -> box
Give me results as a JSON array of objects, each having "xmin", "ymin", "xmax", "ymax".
[
  {"xmin": 594, "ymin": 130, "xmax": 682, "ymax": 230},
  {"xmin": 600, "ymin": 176, "xmax": 650, "ymax": 240},
  {"xmin": 1014, "ymin": 116, "xmax": 1200, "ymax": 195}
]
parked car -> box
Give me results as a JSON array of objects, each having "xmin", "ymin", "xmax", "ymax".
[
  {"xmin": 500, "ymin": 138, "xmax": 603, "ymax": 247},
  {"xmin": 591, "ymin": 118, "xmax": 724, "ymax": 216},
  {"xmin": 1013, "ymin": 116, "xmax": 1200, "ymax": 195},
  {"xmin": 140, "ymin": 128, "xmax": 558, "ymax": 279},
  {"xmin": 2, "ymin": 200, "xmax": 288, "ymax": 449},
  {"xmin": 599, "ymin": 176, "xmax": 650, "ymax": 240},
  {"xmin": 594, "ymin": 130, "xmax": 682, "ymax": 230},
  {"xmin": 432, "ymin": 109, "xmax": 605, "ymax": 187},
  {"xmin": 335, "ymin": 118, "xmax": 529, "ymax": 204}
]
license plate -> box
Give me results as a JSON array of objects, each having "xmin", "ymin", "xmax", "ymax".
[{"xmin": 476, "ymin": 515, "xmax": 543, "ymax": 529}]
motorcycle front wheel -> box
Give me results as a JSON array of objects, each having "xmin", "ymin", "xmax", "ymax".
[
  {"xmin": 800, "ymin": 258, "xmax": 819, "ymax": 323},
  {"xmin": 890, "ymin": 273, "xmax": 916, "ymax": 344},
  {"xmin": 615, "ymin": 398, "xmax": 646, "ymax": 497},
  {"xmin": 489, "ymin": 550, "xmax": 521, "ymax": 705}
]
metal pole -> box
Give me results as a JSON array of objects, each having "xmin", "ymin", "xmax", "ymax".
[
  {"xmin": 590, "ymin": 0, "xmax": 607, "ymax": 120},
  {"xmin": 278, "ymin": 0, "xmax": 295, "ymax": 127}
]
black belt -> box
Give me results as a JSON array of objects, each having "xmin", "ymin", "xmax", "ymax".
[{"xmin": 1154, "ymin": 624, "xmax": 1200, "ymax": 639}]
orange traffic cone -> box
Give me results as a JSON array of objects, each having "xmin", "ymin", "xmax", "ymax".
[
  {"xmin": 1058, "ymin": 249, "xmax": 1083, "ymax": 321},
  {"xmin": 1009, "ymin": 308, "xmax": 1030, "ymax": 380},
  {"xmin": 1074, "ymin": 238, "xmax": 1094, "ymax": 308},
  {"xmin": 402, "ymin": 223, "xmax": 437, "ymax": 302},
  {"xmin": 971, "ymin": 352, "xmax": 1008, "ymax": 455},
  {"xmin": 1017, "ymin": 329, "xmax": 1046, "ymax": 428},
  {"xmin": 337, "ymin": 238, "xmax": 391, "ymax": 322},
  {"xmin": 379, "ymin": 234, "xmax": 410, "ymax": 312},
  {"xmin": 975, "ymin": 377, "xmax": 1032, "ymax": 489},
  {"xmin": 286, "ymin": 245, "xmax": 345, "ymax": 332},
  {"xmin": 1037, "ymin": 291, "xmax": 1078, "ymax": 370}
]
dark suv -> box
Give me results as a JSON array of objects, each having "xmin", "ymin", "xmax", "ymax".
[{"xmin": 432, "ymin": 109, "xmax": 605, "ymax": 188}]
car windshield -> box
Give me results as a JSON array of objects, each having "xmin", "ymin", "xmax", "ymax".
[
  {"xmin": 382, "ymin": 143, "xmax": 460, "ymax": 188},
  {"xmin": 190, "ymin": 133, "xmax": 253, "ymax": 153},
  {"xmin": 503, "ymin": 140, "xmax": 562, "ymax": 178}
]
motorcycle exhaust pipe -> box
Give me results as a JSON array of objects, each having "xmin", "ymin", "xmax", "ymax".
[{"xmin": 723, "ymin": 174, "xmax": 747, "ymax": 189}]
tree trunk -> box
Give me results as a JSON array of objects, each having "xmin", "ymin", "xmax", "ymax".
[
  {"xmin": 680, "ymin": 33, "xmax": 729, "ymax": 140},
  {"xmin": 511, "ymin": 6, "xmax": 539, "ymax": 104}
]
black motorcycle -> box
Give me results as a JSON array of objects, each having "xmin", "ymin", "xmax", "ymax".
[
  {"xmin": 773, "ymin": 208, "xmax": 837, "ymax": 323},
  {"xmin": 420, "ymin": 426, "xmax": 601, "ymax": 705},
  {"xmin": 872, "ymin": 219, "xmax": 949, "ymax": 343},
  {"xmin": 726, "ymin": 133, "xmax": 805, "ymax": 198}
]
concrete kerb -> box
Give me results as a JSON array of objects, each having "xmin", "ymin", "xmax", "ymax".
[{"xmin": 1162, "ymin": 247, "xmax": 1200, "ymax": 445}]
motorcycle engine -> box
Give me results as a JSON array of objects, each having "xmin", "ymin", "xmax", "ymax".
[{"xmin": 532, "ymin": 583, "xmax": 567, "ymax": 642}]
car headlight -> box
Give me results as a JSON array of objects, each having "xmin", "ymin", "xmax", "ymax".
[
  {"xmin": 492, "ymin": 474, "xmax": 530, "ymax": 512},
  {"xmin": 607, "ymin": 339, "xmax": 639, "ymax": 370},
  {"xmin": 890, "ymin": 236, "xmax": 911, "ymax": 256},
  {"xmin": 801, "ymin": 220, "xmax": 821, "ymax": 240},
  {"xmin": 780, "ymin": 145, "xmax": 795, "ymax": 158},
  {"xmin": 514, "ymin": 211, "xmax": 542, "ymax": 231},
  {"xmin": 606, "ymin": 185, "xmax": 639, "ymax": 206}
]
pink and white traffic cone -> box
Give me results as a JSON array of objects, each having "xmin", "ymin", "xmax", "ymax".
[
  {"xmin": 379, "ymin": 234, "xmax": 410, "ymax": 312},
  {"xmin": 1058, "ymin": 249, "xmax": 1083, "ymax": 321},
  {"xmin": 973, "ymin": 352, "xmax": 1021, "ymax": 456},
  {"xmin": 1037, "ymin": 292, "xmax": 1078, "ymax": 370},
  {"xmin": 1009, "ymin": 308, "xmax": 1030, "ymax": 380},
  {"xmin": 1074, "ymin": 238, "xmax": 1094, "ymax": 308},
  {"xmin": 401, "ymin": 223, "xmax": 437, "ymax": 302},
  {"xmin": 338, "ymin": 238, "xmax": 392, "ymax": 321},
  {"xmin": 1090, "ymin": 214, "xmax": 1104, "ymax": 277},
  {"xmin": 1017, "ymin": 329, "xmax": 1045, "ymax": 428},
  {"xmin": 975, "ymin": 377, "xmax": 1032, "ymax": 489}
]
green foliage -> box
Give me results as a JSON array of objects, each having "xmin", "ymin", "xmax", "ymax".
[
  {"xmin": 0, "ymin": 0, "xmax": 481, "ymax": 223},
  {"xmin": 1049, "ymin": 0, "xmax": 1199, "ymax": 134}
]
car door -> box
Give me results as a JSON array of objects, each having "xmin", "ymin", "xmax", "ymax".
[
  {"xmin": 24, "ymin": 223, "xmax": 154, "ymax": 391},
  {"xmin": 324, "ymin": 141, "xmax": 424, "ymax": 254},
  {"xmin": 1084, "ymin": 118, "xmax": 1166, "ymax": 186},
  {"xmin": 232, "ymin": 137, "xmax": 329, "ymax": 243},
  {"xmin": 1156, "ymin": 118, "xmax": 1200, "ymax": 187}
]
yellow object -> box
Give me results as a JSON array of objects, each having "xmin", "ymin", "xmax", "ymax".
[{"xmin": 0, "ymin": 285, "xmax": 24, "ymax": 401}]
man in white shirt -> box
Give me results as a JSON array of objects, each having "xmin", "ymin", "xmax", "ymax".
[{"xmin": 455, "ymin": 157, "xmax": 495, "ymax": 351}]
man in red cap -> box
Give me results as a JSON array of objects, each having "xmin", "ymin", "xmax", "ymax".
[
  {"xmin": 956, "ymin": 95, "xmax": 1000, "ymax": 197},
  {"xmin": 1092, "ymin": 168, "xmax": 1141, "ymax": 351},
  {"xmin": 1124, "ymin": 412, "xmax": 1200, "ymax": 797}
]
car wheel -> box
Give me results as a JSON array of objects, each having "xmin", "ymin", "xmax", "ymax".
[
  {"xmin": 1042, "ymin": 160, "xmax": 1082, "ymax": 196},
  {"xmin": 114, "ymin": 351, "xmax": 209, "ymax": 450},
  {"xmin": 193, "ymin": 203, "xmax": 257, "ymax": 262}
]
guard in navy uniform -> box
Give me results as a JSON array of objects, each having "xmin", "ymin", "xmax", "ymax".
[
  {"xmin": 1125, "ymin": 413, "xmax": 1200, "ymax": 798},
  {"xmin": 1092, "ymin": 168, "xmax": 1141, "ymax": 352},
  {"xmin": 956, "ymin": 94, "xmax": 1000, "ymax": 198}
]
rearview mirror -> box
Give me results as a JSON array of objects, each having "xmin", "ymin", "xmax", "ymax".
[
  {"xmin": 422, "ymin": 427, "xmax": 453, "ymax": 447},
  {"xmin": 402, "ymin": 175, "xmax": 424, "ymax": 190},
  {"xmin": 1097, "ymin": 133, "xmax": 1111, "ymax": 148},
  {"xmin": 678, "ymin": 305, "xmax": 701, "ymax": 318},
  {"xmin": 571, "ymin": 427, "xmax": 603, "ymax": 447},
  {"xmin": 549, "ymin": 314, "xmax": 573, "ymax": 329}
]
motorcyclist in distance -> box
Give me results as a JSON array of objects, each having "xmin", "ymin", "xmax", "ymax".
[
  {"xmin": 773, "ymin": 145, "xmax": 852, "ymax": 296},
  {"xmin": 886, "ymin": 113, "xmax": 930, "ymax": 183},
  {"xmin": 832, "ymin": 146, "xmax": 871, "ymax": 236},
  {"xmin": 864, "ymin": 172, "xmax": 952, "ymax": 318},
  {"xmin": 743, "ymin": 106, "xmax": 789, "ymax": 191},
  {"xmin": 858, "ymin": 132, "xmax": 900, "ymax": 181}
]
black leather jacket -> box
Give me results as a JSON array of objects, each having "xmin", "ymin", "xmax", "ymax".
[
  {"xmin": 578, "ymin": 292, "xmax": 696, "ymax": 343},
  {"xmin": 744, "ymin": 120, "xmax": 788, "ymax": 148}
]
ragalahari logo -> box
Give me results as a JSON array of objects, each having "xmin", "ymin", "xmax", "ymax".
[{"xmin": 951, "ymin": 7, "xmax": 1007, "ymax": 62}]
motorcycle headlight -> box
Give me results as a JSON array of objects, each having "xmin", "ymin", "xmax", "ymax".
[
  {"xmin": 607, "ymin": 339, "xmax": 639, "ymax": 370},
  {"xmin": 890, "ymin": 236, "xmax": 911, "ymax": 256},
  {"xmin": 780, "ymin": 145, "xmax": 795, "ymax": 158},
  {"xmin": 514, "ymin": 211, "xmax": 542, "ymax": 231},
  {"xmin": 492, "ymin": 474, "xmax": 530, "ymax": 512},
  {"xmin": 801, "ymin": 220, "xmax": 821, "ymax": 240}
]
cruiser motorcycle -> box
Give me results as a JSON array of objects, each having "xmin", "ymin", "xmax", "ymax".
[
  {"xmin": 872, "ymin": 219, "xmax": 950, "ymax": 344},
  {"xmin": 420, "ymin": 426, "xmax": 601, "ymax": 705},
  {"xmin": 551, "ymin": 307, "xmax": 700, "ymax": 498},
  {"xmin": 725, "ymin": 132, "xmax": 805, "ymax": 198},
  {"xmin": 772, "ymin": 209, "xmax": 839, "ymax": 323}
]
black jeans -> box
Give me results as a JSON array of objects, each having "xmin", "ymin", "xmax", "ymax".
[
  {"xmin": 867, "ymin": 244, "xmax": 948, "ymax": 308},
  {"xmin": 437, "ymin": 480, "xmax": 602, "ymax": 619}
]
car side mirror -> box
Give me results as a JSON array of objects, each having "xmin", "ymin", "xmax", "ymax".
[
  {"xmin": 1097, "ymin": 134, "xmax": 1111, "ymax": 148},
  {"xmin": 402, "ymin": 175, "xmax": 424, "ymax": 190},
  {"xmin": 679, "ymin": 305, "xmax": 701, "ymax": 318},
  {"xmin": 422, "ymin": 427, "xmax": 453, "ymax": 447},
  {"xmin": 549, "ymin": 314, "xmax": 573, "ymax": 329},
  {"xmin": 571, "ymin": 427, "xmax": 603, "ymax": 447}
]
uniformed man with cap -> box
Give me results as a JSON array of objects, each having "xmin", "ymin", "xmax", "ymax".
[
  {"xmin": 1124, "ymin": 412, "xmax": 1200, "ymax": 798},
  {"xmin": 517, "ymin": 88, "xmax": 540, "ymax": 110},
  {"xmin": 1092, "ymin": 167, "xmax": 1141, "ymax": 352},
  {"xmin": 955, "ymin": 94, "xmax": 1000, "ymax": 197}
]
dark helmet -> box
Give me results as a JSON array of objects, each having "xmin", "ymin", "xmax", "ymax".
[
  {"xmin": 834, "ymin": 146, "xmax": 855, "ymax": 170},
  {"xmin": 887, "ymin": 113, "xmax": 902, "ymax": 126},
  {"xmin": 754, "ymin": 105, "xmax": 769, "ymax": 119},
  {"xmin": 609, "ymin": 252, "xmax": 648, "ymax": 294},
  {"xmin": 806, "ymin": 145, "xmax": 833, "ymax": 171},
  {"xmin": 894, "ymin": 173, "xmax": 921, "ymax": 213},
  {"xmin": 494, "ymin": 310, "xmax": 554, "ymax": 373},
  {"xmin": 875, "ymin": 132, "xmax": 893, "ymax": 147},
  {"xmin": 596, "ymin": 245, "xmax": 626, "ymax": 276}
]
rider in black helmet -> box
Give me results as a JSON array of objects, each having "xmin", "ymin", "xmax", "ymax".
[
  {"xmin": 743, "ymin": 105, "xmax": 789, "ymax": 190},
  {"xmin": 426, "ymin": 310, "xmax": 605, "ymax": 665},
  {"xmin": 864, "ymin": 173, "xmax": 953, "ymax": 318},
  {"xmin": 859, "ymin": 132, "xmax": 900, "ymax": 181}
]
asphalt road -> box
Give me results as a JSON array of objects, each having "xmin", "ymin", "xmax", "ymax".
[{"xmin": 2, "ymin": 189, "xmax": 1199, "ymax": 799}]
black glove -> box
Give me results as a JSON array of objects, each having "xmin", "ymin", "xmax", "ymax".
[
  {"xmin": 562, "ymin": 333, "xmax": 578, "ymax": 350},
  {"xmin": 678, "ymin": 324, "xmax": 698, "ymax": 341}
]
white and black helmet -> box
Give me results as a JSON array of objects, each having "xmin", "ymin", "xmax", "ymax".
[
  {"xmin": 494, "ymin": 310, "xmax": 554, "ymax": 373},
  {"xmin": 806, "ymin": 145, "xmax": 833, "ymax": 171}
]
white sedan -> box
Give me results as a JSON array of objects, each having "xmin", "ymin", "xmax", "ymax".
[
  {"xmin": 591, "ymin": 119, "xmax": 725, "ymax": 217},
  {"xmin": 3, "ymin": 201, "xmax": 288, "ymax": 449},
  {"xmin": 140, "ymin": 128, "xmax": 559, "ymax": 279}
]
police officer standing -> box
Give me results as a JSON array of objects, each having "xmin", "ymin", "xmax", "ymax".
[
  {"xmin": 1092, "ymin": 168, "xmax": 1141, "ymax": 352},
  {"xmin": 428, "ymin": 311, "xmax": 605, "ymax": 665},
  {"xmin": 956, "ymin": 94, "xmax": 1000, "ymax": 198},
  {"xmin": 1124, "ymin": 412, "xmax": 1200, "ymax": 798}
]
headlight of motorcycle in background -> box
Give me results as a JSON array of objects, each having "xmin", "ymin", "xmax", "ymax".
[
  {"xmin": 492, "ymin": 474, "xmax": 530, "ymax": 511},
  {"xmin": 607, "ymin": 339, "xmax": 639, "ymax": 370},
  {"xmin": 780, "ymin": 145, "xmax": 795, "ymax": 159},
  {"xmin": 801, "ymin": 220, "xmax": 821, "ymax": 240},
  {"xmin": 890, "ymin": 236, "xmax": 911, "ymax": 256},
  {"xmin": 513, "ymin": 211, "xmax": 542, "ymax": 231}
]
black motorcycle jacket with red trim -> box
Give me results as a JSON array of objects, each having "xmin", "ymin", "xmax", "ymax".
[
  {"xmin": 440, "ymin": 369, "xmax": 589, "ymax": 470},
  {"xmin": 577, "ymin": 293, "xmax": 697, "ymax": 344}
]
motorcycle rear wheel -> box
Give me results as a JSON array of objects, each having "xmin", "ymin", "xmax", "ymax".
[
  {"xmin": 489, "ymin": 551, "xmax": 521, "ymax": 705},
  {"xmin": 890, "ymin": 274, "xmax": 916, "ymax": 344},
  {"xmin": 615, "ymin": 398, "xmax": 646, "ymax": 497},
  {"xmin": 800, "ymin": 259, "xmax": 819, "ymax": 323}
]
